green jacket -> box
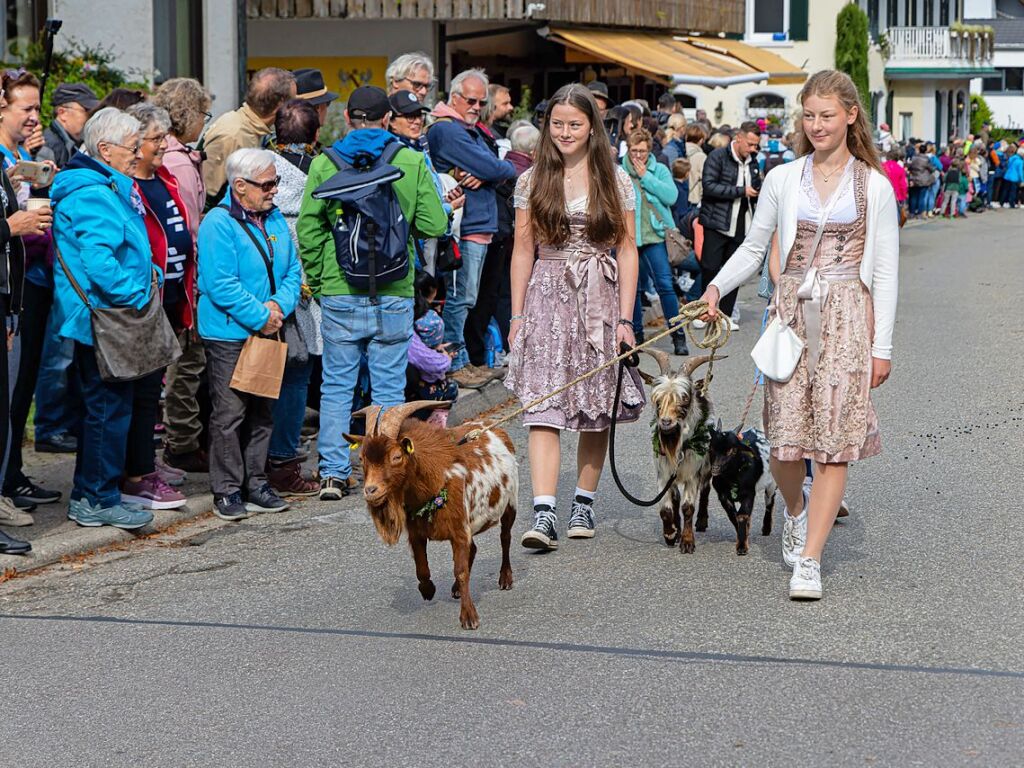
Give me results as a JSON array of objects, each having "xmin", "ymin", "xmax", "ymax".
[{"xmin": 297, "ymin": 144, "xmax": 448, "ymax": 298}]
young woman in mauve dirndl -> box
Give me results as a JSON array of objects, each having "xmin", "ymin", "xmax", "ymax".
[
  {"xmin": 506, "ymin": 83, "xmax": 645, "ymax": 551},
  {"xmin": 700, "ymin": 70, "xmax": 899, "ymax": 601}
]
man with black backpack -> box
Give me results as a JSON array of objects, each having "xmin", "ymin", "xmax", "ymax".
[{"xmin": 297, "ymin": 86, "xmax": 449, "ymax": 500}]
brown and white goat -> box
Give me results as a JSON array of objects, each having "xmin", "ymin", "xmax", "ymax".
[
  {"xmin": 637, "ymin": 351, "xmax": 717, "ymax": 554},
  {"xmin": 344, "ymin": 401, "xmax": 517, "ymax": 630}
]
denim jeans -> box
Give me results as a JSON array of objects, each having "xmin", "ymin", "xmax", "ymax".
[
  {"xmin": 632, "ymin": 241, "xmax": 681, "ymax": 336},
  {"xmin": 925, "ymin": 178, "xmax": 941, "ymax": 213},
  {"xmin": 679, "ymin": 252, "xmax": 703, "ymax": 303},
  {"xmin": 33, "ymin": 309, "xmax": 75, "ymax": 442},
  {"xmin": 319, "ymin": 294, "xmax": 413, "ymax": 479},
  {"xmin": 442, "ymin": 239, "xmax": 488, "ymax": 371},
  {"xmin": 71, "ymin": 343, "xmax": 133, "ymax": 508},
  {"xmin": 269, "ymin": 357, "xmax": 314, "ymax": 461}
]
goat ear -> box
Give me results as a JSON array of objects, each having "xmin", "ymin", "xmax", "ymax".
[
  {"xmin": 401, "ymin": 437, "xmax": 415, "ymax": 455},
  {"xmin": 343, "ymin": 433, "xmax": 364, "ymax": 450},
  {"xmin": 638, "ymin": 369, "xmax": 657, "ymax": 387},
  {"xmin": 733, "ymin": 423, "xmax": 744, "ymax": 437},
  {"xmin": 714, "ymin": 418, "xmax": 723, "ymax": 432}
]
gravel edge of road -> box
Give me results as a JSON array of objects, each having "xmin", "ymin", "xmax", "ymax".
[{"xmin": 0, "ymin": 380, "xmax": 513, "ymax": 578}]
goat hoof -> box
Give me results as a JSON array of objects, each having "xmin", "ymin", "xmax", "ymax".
[
  {"xmin": 663, "ymin": 535, "xmax": 679, "ymax": 547},
  {"xmin": 460, "ymin": 609, "xmax": 480, "ymax": 630},
  {"xmin": 419, "ymin": 580, "xmax": 436, "ymax": 601},
  {"xmin": 696, "ymin": 522, "xmax": 708, "ymax": 532},
  {"xmin": 498, "ymin": 570, "xmax": 513, "ymax": 590},
  {"xmin": 451, "ymin": 583, "xmax": 461, "ymax": 599},
  {"xmin": 736, "ymin": 546, "xmax": 749, "ymax": 556},
  {"xmin": 680, "ymin": 540, "xmax": 695, "ymax": 554}
]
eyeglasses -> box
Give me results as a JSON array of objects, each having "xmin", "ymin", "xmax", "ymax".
[
  {"xmin": 142, "ymin": 133, "xmax": 168, "ymax": 145},
  {"xmin": 397, "ymin": 76, "xmax": 436, "ymax": 92},
  {"xmin": 107, "ymin": 141, "xmax": 143, "ymax": 155},
  {"xmin": 243, "ymin": 176, "xmax": 281, "ymax": 193},
  {"xmin": 203, "ymin": 111, "xmax": 213, "ymax": 123},
  {"xmin": 454, "ymin": 94, "xmax": 488, "ymax": 108}
]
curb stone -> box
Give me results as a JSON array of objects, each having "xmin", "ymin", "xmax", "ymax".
[{"xmin": 0, "ymin": 381, "xmax": 513, "ymax": 578}]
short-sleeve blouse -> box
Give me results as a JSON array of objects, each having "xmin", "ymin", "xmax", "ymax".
[
  {"xmin": 798, "ymin": 156, "xmax": 858, "ymax": 224},
  {"xmin": 513, "ymin": 164, "xmax": 636, "ymax": 213}
]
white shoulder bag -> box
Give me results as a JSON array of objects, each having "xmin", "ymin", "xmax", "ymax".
[{"xmin": 750, "ymin": 168, "xmax": 849, "ymax": 382}]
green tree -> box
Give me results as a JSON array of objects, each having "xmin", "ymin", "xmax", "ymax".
[
  {"xmin": 835, "ymin": 2, "xmax": 871, "ymax": 108},
  {"xmin": 970, "ymin": 94, "xmax": 994, "ymax": 135}
]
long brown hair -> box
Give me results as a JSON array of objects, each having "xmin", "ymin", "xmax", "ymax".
[
  {"xmin": 794, "ymin": 70, "xmax": 882, "ymax": 173},
  {"xmin": 528, "ymin": 84, "xmax": 626, "ymax": 247}
]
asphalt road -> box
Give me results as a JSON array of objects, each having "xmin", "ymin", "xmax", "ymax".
[{"xmin": 1, "ymin": 211, "xmax": 1023, "ymax": 767}]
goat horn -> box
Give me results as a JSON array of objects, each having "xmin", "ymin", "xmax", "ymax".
[
  {"xmin": 378, "ymin": 400, "xmax": 453, "ymax": 438},
  {"xmin": 679, "ymin": 354, "xmax": 715, "ymax": 378},
  {"xmin": 641, "ymin": 348, "xmax": 672, "ymax": 376},
  {"xmin": 352, "ymin": 406, "xmax": 385, "ymax": 436}
]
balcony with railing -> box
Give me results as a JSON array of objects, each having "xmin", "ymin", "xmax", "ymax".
[{"xmin": 883, "ymin": 26, "xmax": 997, "ymax": 78}]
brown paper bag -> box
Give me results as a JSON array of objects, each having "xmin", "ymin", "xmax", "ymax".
[{"xmin": 230, "ymin": 335, "xmax": 287, "ymax": 399}]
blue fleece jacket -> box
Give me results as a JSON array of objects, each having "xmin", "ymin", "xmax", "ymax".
[
  {"xmin": 50, "ymin": 153, "xmax": 156, "ymax": 347},
  {"xmin": 197, "ymin": 193, "xmax": 302, "ymax": 342},
  {"xmin": 425, "ymin": 108, "xmax": 516, "ymax": 238},
  {"xmin": 334, "ymin": 127, "xmax": 394, "ymax": 165},
  {"xmin": 623, "ymin": 153, "xmax": 679, "ymax": 247}
]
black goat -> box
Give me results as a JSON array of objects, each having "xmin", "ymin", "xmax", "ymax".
[{"xmin": 707, "ymin": 426, "xmax": 777, "ymax": 555}]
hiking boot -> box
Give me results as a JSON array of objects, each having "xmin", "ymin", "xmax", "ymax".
[
  {"xmin": 162, "ymin": 447, "xmax": 209, "ymax": 474},
  {"xmin": 566, "ymin": 496, "xmax": 596, "ymax": 539},
  {"xmin": 213, "ymin": 492, "xmax": 248, "ymax": 522},
  {"xmin": 451, "ymin": 366, "xmax": 494, "ymax": 390},
  {"xmin": 0, "ymin": 496, "xmax": 33, "ymax": 527},
  {"xmin": 319, "ymin": 476, "xmax": 349, "ymax": 501},
  {"xmin": 521, "ymin": 505, "xmax": 559, "ymax": 551},
  {"xmin": 34, "ymin": 432, "xmax": 77, "ymax": 453},
  {"xmin": 4, "ymin": 477, "xmax": 61, "ymax": 507},
  {"xmin": 268, "ymin": 459, "xmax": 320, "ymax": 497},
  {"xmin": 121, "ymin": 473, "xmax": 188, "ymax": 510},
  {"xmin": 74, "ymin": 501, "xmax": 153, "ymax": 530},
  {"xmin": 245, "ymin": 483, "xmax": 290, "ymax": 513},
  {"xmin": 671, "ymin": 330, "xmax": 689, "ymax": 357}
]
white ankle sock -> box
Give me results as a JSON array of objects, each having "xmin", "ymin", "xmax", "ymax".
[
  {"xmin": 533, "ymin": 495, "xmax": 557, "ymax": 510},
  {"xmin": 574, "ymin": 487, "xmax": 595, "ymax": 503}
]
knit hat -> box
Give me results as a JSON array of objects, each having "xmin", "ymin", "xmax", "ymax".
[{"xmin": 415, "ymin": 309, "xmax": 445, "ymax": 348}]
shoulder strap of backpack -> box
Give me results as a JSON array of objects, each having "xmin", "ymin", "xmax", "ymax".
[
  {"xmin": 323, "ymin": 147, "xmax": 347, "ymax": 171},
  {"xmin": 380, "ymin": 140, "xmax": 403, "ymax": 165},
  {"xmin": 219, "ymin": 205, "xmax": 276, "ymax": 294}
]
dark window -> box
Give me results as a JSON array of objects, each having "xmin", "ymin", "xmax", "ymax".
[
  {"xmin": 754, "ymin": 0, "xmax": 786, "ymax": 34},
  {"xmin": 867, "ymin": 0, "xmax": 880, "ymax": 38},
  {"xmin": 905, "ymin": 0, "xmax": 917, "ymax": 25},
  {"xmin": 939, "ymin": 0, "xmax": 950, "ymax": 26},
  {"xmin": 923, "ymin": 0, "xmax": 934, "ymax": 25},
  {"xmin": 748, "ymin": 93, "xmax": 786, "ymax": 110},
  {"xmin": 981, "ymin": 72, "xmax": 1004, "ymax": 93},
  {"xmin": 887, "ymin": 0, "xmax": 899, "ymax": 28},
  {"xmin": 676, "ymin": 93, "xmax": 697, "ymax": 109},
  {"xmin": 153, "ymin": 0, "xmax": 204, "ymax": 80},
  {"xmin": 1005, "ymin": 68, "xmax": 1024, "ymax": 93}
]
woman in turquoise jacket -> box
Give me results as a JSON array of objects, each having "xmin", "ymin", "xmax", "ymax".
[
  {"xmin": 623, "ymin": 128, "xmax": 686, "ymax": 355},
  {"xmin": 50, "ymin": 108, "xmax": 157, "ymax": 531},
  {"xmin": 1000, "ymin": 144, "xmax": 1023, "ymax": 208},
  {"xmin": 197, "ymin": 147, "xmax": 302, "ymax": 522}
]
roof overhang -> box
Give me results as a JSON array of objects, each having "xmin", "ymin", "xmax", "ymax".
[{"xmin": 541, "ymin": 26, "xmax": 807, "ymax": 89}]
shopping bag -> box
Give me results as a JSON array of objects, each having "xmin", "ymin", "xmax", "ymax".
[{"xmin": 229, "ymin": 334, "xmax": 287, "ymax": 399}]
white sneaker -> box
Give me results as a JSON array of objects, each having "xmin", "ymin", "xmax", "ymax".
[
  {"xmin": 782, "ymin": 489, "xmax": 808, "ymax": 567},
  {"xmin": 1003, "ymin": 202, "xmax": 1011, "ymax": 209},
  {"xmin": 789, "ymin": 556, "xmax": 823, "ymax": 600},
  {"xmin": 728, "ymin": 318, "xmax": 740, "ymax": 331},
  {"xmin": 691, "ymin": 319, "xmax": 707, "ymax": 330}
]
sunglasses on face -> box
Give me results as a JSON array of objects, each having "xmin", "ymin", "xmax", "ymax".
[
  {"xmin": 244, "ymin": 176, "xmax": 281, "ymax": 193},
  {"xmin": 455, "ymin": 94, "xmax": 488, "ymax": 108},
  {"xmin": 398, "ymin": 77, "xmax": 435, "ymax": 91}
]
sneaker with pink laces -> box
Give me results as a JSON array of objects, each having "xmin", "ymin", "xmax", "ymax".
[{"xmin": 122, "ymin": 473, "xmax": 187, "ymax": 510}]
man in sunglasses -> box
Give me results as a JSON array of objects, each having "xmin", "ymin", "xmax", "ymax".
[{"xmin": 426, "ymin": 68, "xmax": 516, "ymax": 390}]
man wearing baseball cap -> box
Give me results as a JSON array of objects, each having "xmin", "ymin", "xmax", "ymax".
[
  {"xmin": 297, "ymin": 85, "xmax": 449, "ymax": 501},
  {"xmin": 293, "ymin": 68, "xmax": 338, "ymax": 125},
  {"xmin": 40, "ymin": 83, "xmax": 99, "ymax": 168}
]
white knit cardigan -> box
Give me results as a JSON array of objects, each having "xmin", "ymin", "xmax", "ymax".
[{"xmin": 709, "ymin": 155, "xmax": 900, "ymax": 360}]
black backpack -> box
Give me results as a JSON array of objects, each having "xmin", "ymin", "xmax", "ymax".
[{"xmin": 313, "ymin": 142, "xmax": 410, "ymax": 297}]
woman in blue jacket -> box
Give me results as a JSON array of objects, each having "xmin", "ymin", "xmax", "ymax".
[
  {"xmin": 50, "ymin": 108, "xmax": 157, "ymax": 531},
  {"xmin": 1000, "ymin": 143, "xmax": 1023, "ymax": 208},
  {"xmin": 198, "ymin": 148, "xmax": 302, "ymax": 522},
  {"xmin": 624, "ymin": 128, "xmax": 686, "ymax": 356}
]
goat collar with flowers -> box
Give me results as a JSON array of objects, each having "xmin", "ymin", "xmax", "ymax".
[{"xmin": 411, "ymin": 489, "xmax": 448, "ymax": 521}]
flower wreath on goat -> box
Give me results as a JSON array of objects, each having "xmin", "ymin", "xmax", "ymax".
[
  {"xmin": 412, "ymin": 488, "xmax": 449, "ymax": 521},
  {"xmin": 651, "ymin": 404, "xmax": 711, "ymax": 459}
]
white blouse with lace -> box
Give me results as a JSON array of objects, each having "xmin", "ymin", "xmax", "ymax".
[
  {"xmin": 513, "ymin": 164, "xmax": 636, "ymax": 213},
  {"xmin": 798, "ymin": 156, "xmax": 858, "ymax": 224}
]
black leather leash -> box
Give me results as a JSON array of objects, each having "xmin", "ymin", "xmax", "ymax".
[{"xmin": 608, "ymin": 343, "xmax": 676, "ymax": 508}]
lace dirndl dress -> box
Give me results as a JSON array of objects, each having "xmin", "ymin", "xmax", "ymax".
[
  {"xmin": 763, "ymin": 158, "xmax": 882, "ymax": 464},
  {"xmin": 505, "ymin": 165, "xmax": 646, "ymax": 432}
]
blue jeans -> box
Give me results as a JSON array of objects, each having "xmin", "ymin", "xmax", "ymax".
[
  {"xmin": 679, "ymin": 252, "xmax": 703, "ymax": 303},
  {"xmin": 319, "ymin": 295, "xmax": 413, "ymax": 479},
  {"xmin": 632, "ymin": 241, "xmax": 681, "ymax": 336},
  {"xmin": 925, "ymin": 178, "xmax": 941, "ymax": 213},
  {"xmin": 269, "ymin": 358, "xmax": 314, "ymax": 461},
  {"xmin": 442, "ymin": 239, "xmax": 488, "ymax": 371},
  {"xmin": 33, "ymin": 310, "xmax": 75, "ymax": 441},
  {"xmin": 71, "ymin": 343, "xmax": 132, "ymax": 508}
]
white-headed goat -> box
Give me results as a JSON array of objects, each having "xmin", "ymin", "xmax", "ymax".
[
  {"xmin": 345, "ymin": 401, "xmax": 518, "ymax": 630},
  {"xmin": 638, "ymin": 351, "xmax": 717, "ymax": 553}
]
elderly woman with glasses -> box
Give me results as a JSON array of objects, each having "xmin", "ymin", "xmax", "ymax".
[
  {"xmin": 50, "ymin": 108, "xmax": 158, "ymax": 530},
  {"xmin": 197, "ymin": 148, "xmax": 301, "ymax": 522}
]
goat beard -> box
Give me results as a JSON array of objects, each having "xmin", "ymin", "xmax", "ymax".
[{"xmin": 368, "ymin": 497, "xmax": 406, "ymax": 546}]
